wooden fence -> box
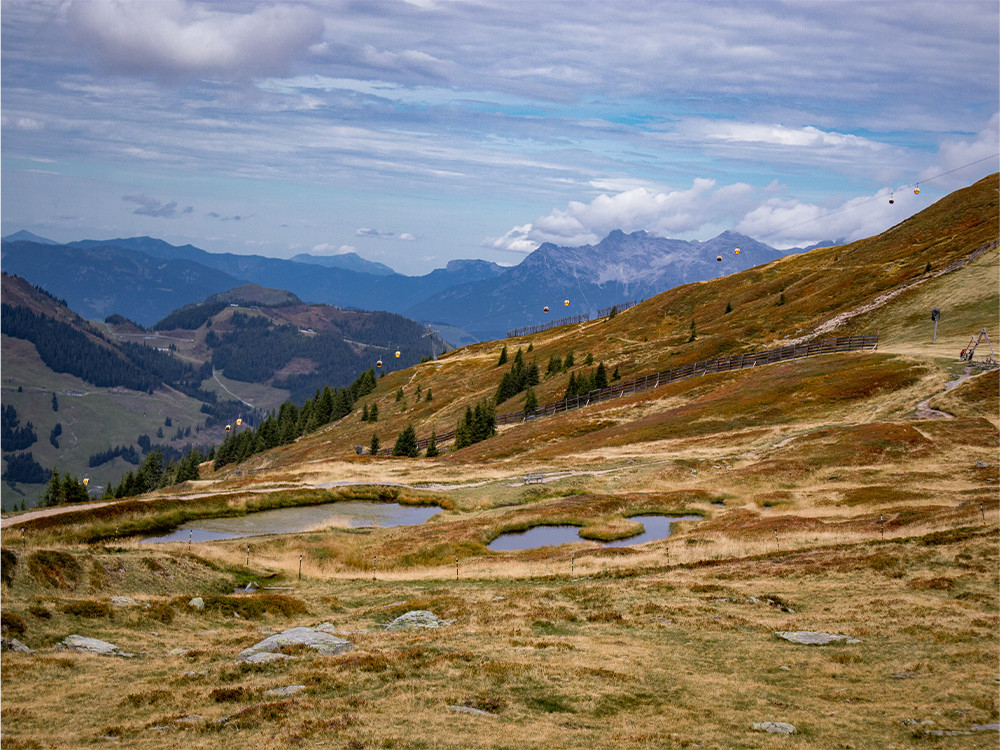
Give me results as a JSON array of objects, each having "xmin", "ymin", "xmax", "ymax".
[
  {"xmin": 505, "ymin": 298, "xmax": 644, "ymax": 338},
  {"xmin": 390, "ymin": 333, "xmax": 878, "ymax": 454}
]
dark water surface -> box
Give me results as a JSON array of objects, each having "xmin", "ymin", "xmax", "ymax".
[
  {"xmin": 487, "ymin": 515, "xmax": 700, "ymax": 552},
  {"xmin": 140, "ymin": 501, "xmax": 442, "ymax": 544}
]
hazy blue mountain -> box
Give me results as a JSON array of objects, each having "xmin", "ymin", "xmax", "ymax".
[
  {"xmin": 405, "ymin": 230, "xmax": 788, "ymax": 340},
  {"xmin": 290, "ymin": 251, "xmax": 396, "ymax": 276},
  {"xmin": 1, "ymin": 240, "xmax": 244, "ymax": 325},
  {"xmin": 65, "ymin": 236, "xmax": 506, "ymax": 319},
  {"xmin": 2, "ymin": 230, "xmax": 59, "ymax": 244}
]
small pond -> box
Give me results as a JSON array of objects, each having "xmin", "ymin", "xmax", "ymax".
[
  {"xmin": 488, "ymin": 515, "xmax": 700, "ymax": 552},
  {"xmin": 140, "ymin": 501, "xmax": 442, "ymax": 544}
]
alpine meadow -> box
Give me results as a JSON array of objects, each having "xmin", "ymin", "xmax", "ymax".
[{"xmin": 1, "ymin": 174, "xmax": 997, "ymax": 749}]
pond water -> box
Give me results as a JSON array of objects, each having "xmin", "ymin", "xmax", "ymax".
[
  {"xmin": 487, "ymin": 515, "xmax": 700, "ymax": 552},
  {"xmin": 140, "ymin": 501, "xmax": 442, "ymax": 544}
]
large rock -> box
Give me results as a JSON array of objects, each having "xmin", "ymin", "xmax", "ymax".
[
  {"xmin": 236, "ymin": 626, "xmax": 353, "ymax": 663},
  {"xmin": 188, "ymin": 597, "xmax": 205, "ymax": 611},
  {"xmin": 1, "ymin": 637, "xmax": 33, "ymax": 653},
  {"xmin": 752, "ymin": 722, "xmax": 797, "ymax": 734},
  {"xmin": 775, "ymin": 631, "xmax": 859, "ymax": 645},
  {"xmin": 57, "ymin": 634, "xmax": 133, "ymax": 657},
  {"xmin": 385, "ymin": 610, "xmax": 451, "ymax": 631}
]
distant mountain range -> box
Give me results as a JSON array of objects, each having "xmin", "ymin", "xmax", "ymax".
[{"xmin": 1, "ymin": 229, "xmax": 809, "ymax": 341}]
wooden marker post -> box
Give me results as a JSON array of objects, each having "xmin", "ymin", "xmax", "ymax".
[
  {"xmin": 879, "ymin": 514, "xmax": 885, "ymax": 539},
  {"xmin": 455, "ymin": 556, "xmax": 459, "ymax": 580},
  {"xmin": 298, "ymin": 554, "xmax": 302, "ymax": 581},
  {"xmin": 373, "ymin": 555, "xmax": 377, "ymax": 581},
  {"xmin": 246, "ymin": 545, "xmax": 250, "ymax": 567},
  {"xmin": 571, "ymin": 552, "xmax": 575, "ymax": 576}
]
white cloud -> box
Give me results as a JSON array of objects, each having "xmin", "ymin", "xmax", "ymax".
[
  {"xmin": 700, "ymin": 122, "xmax": 883, "ymax": 151},
  {"xmin": 66, "ymin": 0, "xmax": 323, "ymax": 80},
  {"xmin": 356, "ymin": 227, "xmax": 417, "ymax": 241},
  {"xmin": 488, "ymin": 179, "xmax": 756, "ymax": 251},
  {"xmin": 311, "ymin": 242, "xmax": 355, "ymax": 255}
]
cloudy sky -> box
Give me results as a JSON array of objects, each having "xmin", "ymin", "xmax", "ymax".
[{"xmin": 2, "ymin": 0, "xmax": 997, "ymax": 275}]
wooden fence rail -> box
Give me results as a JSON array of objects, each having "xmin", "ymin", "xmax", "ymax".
[{"xmin": 390, "ymin": 333, "xmax": 878, "ymax": 454}]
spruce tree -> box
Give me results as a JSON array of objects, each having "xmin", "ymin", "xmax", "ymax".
[
  {"xmin": 425, "ymin": 430, "xmax": 439, "ymax": 457},
  {"xmin": 392, "ymin": 424, "xmax": 419, "ymax": 457},
  {"xmin": 369, "ymin": 433, "xmax": 381, "ymax": 455}
]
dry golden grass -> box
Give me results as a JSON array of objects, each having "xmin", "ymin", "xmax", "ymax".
[{"xmin": 2, "ymin": 175, "xmax": 998, "ymax": 749}]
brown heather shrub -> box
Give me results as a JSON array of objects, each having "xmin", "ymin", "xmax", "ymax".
[
  {"xmin": 61, "ymin": 599, "xmax": 113, "ymax": 618},
  {"xmin": 211, "ymin": 687, "xmax": 251, "ymax": 703},
  {"xmin": 27, "ymin": 550, "xmax": 81, "ymax": 589},
  {"xmin": 908, "ymin": 576, "xmax": 956, "ymax": 591},
  {"xmin": 203, "ymin": 593, "xmax": 308, "ymax": 619},
  {"xmin": 27, "ymin": 604, "xmax": 51, "ymax": 619},
  {"xmin": 146, "ymin": 601, "xmax": 174, "ymax": 623},
  {"xmin": 2, "ymin": 548, "xmax": 18, "ymax": 586},
  {"xmin": 2, "ymin": 610, "xmax": 27, "ymax": 635}
]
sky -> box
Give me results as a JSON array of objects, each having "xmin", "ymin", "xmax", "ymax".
[{"xmin": 2, "ymin": 0, "xmax": 998, "ymax": 276}]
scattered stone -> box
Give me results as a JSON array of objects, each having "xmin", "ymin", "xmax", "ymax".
[
  {"xmin": 265, "ymin": 685, "xmax": 306, "ymax": 697},
  {"xmin": 168, "ymin": 648, "xmax": 189, "ymax": 656},
  {"xmin": 1, "ymin": 637, "xmax": 33, "ymax": 653},
  {"xmin": 746, "ymin": 596, "xmax": 760, "ymax": 604},
  {"xmin": 110, "ymin": 596, "xmax": 141, "ymax": 607},
  {"xmin": 492, "ymin": 596, "xmax": 504, "ymax": 601},
  {"xmin": 924, "ymin": 729, "xmax": 972, "ymax": 736},
  {"xmin": 775, "ymin": 631, "xmax": 859, "ymax": 645},
  {"xmin": 385, "ymin": 610, "xmax": 452, "ymax": 631},
  {"xmin": 449, "ymin": 705, "xmax": 493, "ymax": 717},
  {"xmin": 314, "ymin": 622, "xmax": 339, "ymax": 635},
  {"xmin": 174, "ymin": 715, "xmax": 204, "ymax": 724},
  {"xmin": 237, "ymin": 626, "xmax": 354, "ymax": 663},
  {"xmin": 56, "ymin": 634, "xmax": 133, "ymax": 657},
  {"xmin": 778, "ymin": 665, "xmax": 791, "ymax": 671},
  {"xmin": 751, "ymin": 722, "xmax": 797, "ymax": 734},
  {"xmin": 975, "ymin": 461, "xmax": 988, "ymax": 467},
  {"xmin": 973, "ymin": 724, "xmax": 1000, "ymax": 732},
  {"xmin": 188, "ymin": 597, "xmax": 205, "ymax": 611},
  {"xmin": 354, "ymin": 445, "xmax": 365, "ymax": 455}
]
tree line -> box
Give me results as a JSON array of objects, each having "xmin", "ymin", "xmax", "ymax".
[
  {"xmin": 2, "ymin": 404, "xmax": 37, "ymax": 452},
  {"xmin": 212, "ymin": 368, "xmax": 378, "ymax": 470}
]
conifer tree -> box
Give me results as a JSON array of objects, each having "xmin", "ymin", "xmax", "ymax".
[
  {"xmin": 425, "ymin": 430, "xmax": 439, "ymax": 457},
  {"xmin": 392, "ymin": 424, "xmax": 419, "ymax": 457}
]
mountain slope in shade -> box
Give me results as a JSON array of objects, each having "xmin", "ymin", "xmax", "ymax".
[{"xmin": 0, "ymin": 241, "xmax": 245, "ymax": 325}]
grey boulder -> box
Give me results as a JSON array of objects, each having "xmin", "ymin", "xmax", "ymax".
[{"xmin": 236, "ymin": 626, "xmax": 353, "ymax": 663}]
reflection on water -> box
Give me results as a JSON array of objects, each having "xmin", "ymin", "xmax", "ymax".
[
  {"xmin": 487, "ymin": 515, "xmax": 699, "ymax": 552},
  {"xmin": 140, "ymin": 501, "xmax": 441, "ymax": 544}
]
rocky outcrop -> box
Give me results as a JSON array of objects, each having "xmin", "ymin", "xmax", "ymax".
[
  {"xmin": 56, "ymin": 634, "xmax": 133, "ymax": 657},
  {"xmin": 236, "ymin": 626, "xmax": 353, "ymax": 663},
  {"xmin": 774, "ymin": 631, "xmax": 858, "ymax": 645},
  {"xmin": 385, "ymin": 610, "xmax": 452, "ymax": 631}
]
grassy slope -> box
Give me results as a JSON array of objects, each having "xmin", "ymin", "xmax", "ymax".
[{"xmin": 1, "ymin": 175, "xmax": 997, "ymax": 749}]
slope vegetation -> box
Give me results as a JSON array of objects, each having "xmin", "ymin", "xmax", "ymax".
[{"xmin": 1, "ymin": 176, "xmax": 997, "ymax": 750}]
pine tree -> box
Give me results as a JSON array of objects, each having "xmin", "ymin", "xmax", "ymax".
[
  {"xmin": 362, "ymin": 403, "xmax": 370, "ymax": 422},
  {"xmin": 425, "ymin": 388, "xmax": 433, "ymax": 402},
  {"xmin": 595, "ymin": 362, "xmax": 608, "ymax": 389},
  {"xmin": 688, "ymin": 319, "xmax": 697, "ymax": 342},
  {"xmin": 524, "ymin": 387, "xmax": 538, "ymax": 414},
  {"xmin": 392, "ymin": 424, "xmax": 419, "ymax": 457},
  {"xmin": 725, "ymin": 300, "xmax": 733, "ymax": 314},
  {"xmin": 369, "ymin": 433, "xmax": 381, "ymax": 455},
  {"xmin": 369, "ymin": 403, "xmax": 379, "ymax": 422},
  {"xmin": 497, "ymin": 345, "xmax": 508, "ymax": 366},
  {"xmin": 425, "ymin": 430, "xmax": 439, "ymax": 457}
]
